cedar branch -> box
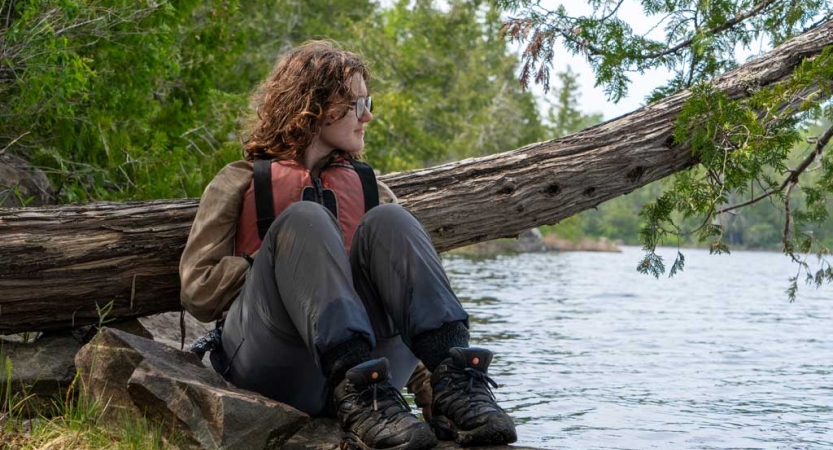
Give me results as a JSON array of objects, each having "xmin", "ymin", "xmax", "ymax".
[{"xmin": 716, "ymin": 124, "xmax": 833, "ymax": 215}]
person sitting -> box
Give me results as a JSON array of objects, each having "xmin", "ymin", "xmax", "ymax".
[{"xmin": 179, "ymin": 40, "xmax": 516, "ymax": 449}]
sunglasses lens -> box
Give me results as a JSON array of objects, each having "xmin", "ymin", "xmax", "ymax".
[{"xmin": 355, "ymin": 97, "xmax": 372, "ymax": 119}]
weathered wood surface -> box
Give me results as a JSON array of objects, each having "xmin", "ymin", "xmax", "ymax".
[{"xmin": 1, "ymin": 20, "xmax": 832, "ymax": 333}]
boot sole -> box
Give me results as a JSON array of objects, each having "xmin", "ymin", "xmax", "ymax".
[
  {"xmin": 340, "ymin": 427, "xmax": 438, "ymax": 450},
  {"xmin": 430, "ymin": 415, "xmax": 517, "ymax": 447}
]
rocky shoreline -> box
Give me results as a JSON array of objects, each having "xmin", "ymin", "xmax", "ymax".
[
  {"xmin": 1, "ymin": 315, "xmax": 544, "ymax": 449},
  {"xmin": 541, "ymin": 235, "xmax": 622, "ymax": 252},
  {"xmin": 448, "ymin": 229, "xmax": 621, "ymax": 257}
]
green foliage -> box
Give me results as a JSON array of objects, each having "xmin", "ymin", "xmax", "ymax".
[
  {"xmin": 636, "ymin": 48, "xmax": 833, "ymax": 297},
  {"xmin": 358, "ymin": 0, "xmax": 548, "ymax": 171},
  {"xmin": 503, "ymin": 0, "xmax": 833, "ymax": 298},
  {"xmin": 1, "ymin": 0, "xmax": 551, "ymax": 198},
  {"xmin": 1, "ymin": 0, "xmax": 248, "ymax": 202},
  {"xmin": 546, "ymin": 67, "xmax": 604, "ymax": 138},
  {"xmin": 551, "ymin": 123, "xmax": 833, "ymax": 250},
  {"xmin": 669, "ymin": 251, "xmax": 686, "ymax": 278},
  {"xmin": 500, "ymin": 0, "xmax": 831, "ymax": 101},
  {"xmin": 227, "ymin": 0, "xmax": 377, "ymax": 93},
  {"xmin": 0, "ymin": 185, "xmax": 35, "ymax": 207},
  {"xmin": 1, "ymin": 355, "xmax": 19, "ymax": 429}
]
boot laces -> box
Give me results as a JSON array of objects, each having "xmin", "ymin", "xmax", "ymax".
[
  {"xmin": 434, "ymin": 364, "xmax": 503, "ymax": 424},
  {"xmin": 356, "ymin": 381, "xmax": 411, "ymax": 413},
  {"xmin": 449, "ymin": 365, "xmax": 499, "ymax": 399}
]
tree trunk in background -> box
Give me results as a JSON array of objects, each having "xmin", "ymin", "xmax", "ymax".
[{"xmin": 1, "ymin": 20, "xmax": 831, "ymax": 333}]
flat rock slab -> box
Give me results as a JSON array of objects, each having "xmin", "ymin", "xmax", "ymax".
[
  {"xmin": 284, "ymin": 418, "xmax": 544, "ymax": 450},
  {"xmin": 138, "ymin": 311, "xmax": 212, "ymax": 351},
  {"xmin": 139, "ymin": 311, "xmax": 213, "ymax": 366},
  {"xmin": 77, "ymin": 328, "xmax": 309, "ymax": 450},
  {"xmin": 1, "ymin": 333, "xmax": 81, "ymax": 415}
]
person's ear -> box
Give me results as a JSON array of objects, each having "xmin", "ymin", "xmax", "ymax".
[
  {"xmin": 320, "ymin": 108, "xmax": 336, "ymax": 126},
  {"xmin": 319, "ymin": 113, "xmax": 332, "ymax": 127}
]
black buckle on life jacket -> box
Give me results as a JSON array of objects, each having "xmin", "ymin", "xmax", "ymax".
[
  {"xmin": 252, "ymin": 157, "xmax": 380, "ymax": 241},
  {"xmin": 302, "ymin": 186, "xmax": 338, "ymax": 218}
]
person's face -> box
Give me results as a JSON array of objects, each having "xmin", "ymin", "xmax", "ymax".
[{"xmin": 318, "ymin": 74, "xmax": 372, "ymax": 155}]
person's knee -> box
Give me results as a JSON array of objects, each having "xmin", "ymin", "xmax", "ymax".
[
  {"xmin": 364, "ymin": 203, "xmax": 415, "ymax": 229},
  {"xmin": 268, "ymin": 201, "xmax": 340, "ymax": 242},
  {"xmin": 282, "ymin": 201, "xmax": 338, "ymax": 226}
]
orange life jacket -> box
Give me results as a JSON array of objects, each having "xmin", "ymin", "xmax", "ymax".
[{"xmin": 235, "ymin": 158, "xmax": 378, "ymax": 257}]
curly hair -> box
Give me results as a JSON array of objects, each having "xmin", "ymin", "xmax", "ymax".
[{"xmin": 243, "ymin": 41, "xmax": 371, "ymax": 161}]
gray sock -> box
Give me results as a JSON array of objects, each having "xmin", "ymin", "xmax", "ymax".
[
  {"xmin": 411, "ymin": 321, "xmax": 470, "ymax": 371},
  {"xmin": 321, "ymin": 336, "xmax": 372, "ymax": 386}
]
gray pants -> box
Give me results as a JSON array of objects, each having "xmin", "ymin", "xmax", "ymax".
[{"xmin": 217, "ymin": 202, "xmax": 468, "ymax": 415}]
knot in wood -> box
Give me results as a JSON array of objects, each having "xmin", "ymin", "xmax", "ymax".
[
  {"xmin": 496, "ymin": 180, "xmax": 516, "ymax": 196},
  {"xmin": 626, "ymin": 166, "xmax": 645, "ymax": 183},
  {"xmin": 543, "ymin": 184, "xmax": 561, "ymax": 196},
  {"xmin": 436, "ymin": 225, "xmax": 454, "ymax": 236},
  {"xmin": 740, "ymin": 75, "xmax": 763, "ymax": 95}
]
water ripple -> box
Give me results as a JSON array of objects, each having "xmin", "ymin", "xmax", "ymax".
[{"xmin": 443, "ymin": 246, "xmax": 833, "ymax": 449}]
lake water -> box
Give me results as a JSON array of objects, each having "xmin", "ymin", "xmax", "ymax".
[{"xmin": 441, "ymin": 246, "xmax": 832, "ymax": 449}]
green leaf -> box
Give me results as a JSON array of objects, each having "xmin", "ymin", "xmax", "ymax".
[{"xmin": 669, "ymin": 251, "xmax": 685, "ymax": 278}]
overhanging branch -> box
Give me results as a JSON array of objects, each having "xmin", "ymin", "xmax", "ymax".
[{"xmin": 716, "ymin": 124, "xmax": 833, "ymax": 215}]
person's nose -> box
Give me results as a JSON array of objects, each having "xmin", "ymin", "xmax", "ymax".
[{"xmin": 360, "ymin": 108, "xmax": 373, "ymax": 123}]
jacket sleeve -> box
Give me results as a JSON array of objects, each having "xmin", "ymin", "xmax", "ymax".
[
  {"xmin": 376, "ymin": 179, "xmax": 399, "ymax": 205},
  {"xmin": 406, "ymin": 362, "xmax": 433, "ymax": 408},
  {"xmin": 180, "ymin": 160, "xmax": 253, "ymax": 323}
]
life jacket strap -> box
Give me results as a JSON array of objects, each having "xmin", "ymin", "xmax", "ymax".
[
  {"xmin": 253, "ymin": 158, "xmax": 275, "ymax": 240},
  {"xmin": 348, "ymin": 159, "xmax": 379, "ymax": 212}
]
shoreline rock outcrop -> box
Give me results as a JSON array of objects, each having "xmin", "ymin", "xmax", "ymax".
[
  {"xmin": 4, "ymin": 322, "xmax": 545, "ymax": 449},
  {"xmin": 0, "ymin": 333, "xmax": 81, "ymax": 413},
  {"xmin": 75, "ymin": 328, "xmax": 309, "ymax": 450},
  {"xmin": 449, "ymin": 228, "xmax": 621, "ymax": 256}
]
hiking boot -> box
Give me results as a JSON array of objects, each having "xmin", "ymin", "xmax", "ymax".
[
  {"xmin": 336, "ymin": 358, "xmax": 437, "ymax": 450},
  {"xmin": 429, "ymin": 347, "xmax": 517, "ymax": 446}
]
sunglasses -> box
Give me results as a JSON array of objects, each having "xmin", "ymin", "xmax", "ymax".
[{"xmin": 349, "ymin": 96, "xmax": 373, "ymax": 119}]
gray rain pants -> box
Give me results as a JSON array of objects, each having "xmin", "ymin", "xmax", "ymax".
[{"xmin": 216, "ymin": 202, "xmax": 468, "ymax": 415}]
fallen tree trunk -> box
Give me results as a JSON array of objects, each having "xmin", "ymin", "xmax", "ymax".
[{"xmin": 1, "ymin": 20, "xmax": 832, "ymax": 333}]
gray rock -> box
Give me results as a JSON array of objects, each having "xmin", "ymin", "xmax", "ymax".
[
  {"xmin": 139, "ymin": 311, "xmax": 213, "ymax": 366},
  {"xmin": 516, "ymin": 228, "xmax": 546, "ymax": 253},
  {"xmin": 72, "ymin": 319, "xmax": 155, "ymax": 345},
  {"xmin": 0, "ymin": 319, "xmax": 153, "ymax": 415},
  {"xmin": 0, "ymin": 154, "xmax": 54, "ymax": 207},
  {"xmin": 75, "ymin": 328, "xmax": 146, "ymax": 422},
  {"xmin": 0, "ymin": 332, "xmax": 43, "ymax": 343},
  {"xmin": 0, "ymin": 333, "xmax": 81, "ymax": 415},
  {"xmin": 109, "ymin": 319, "xmax": 154, "ymax": 340},
  {"xmin": 78, "ymin": 327, "xmax": 309, "ymax": 449}
]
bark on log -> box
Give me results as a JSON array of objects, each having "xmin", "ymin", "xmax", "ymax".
[{"xmin": 1, "ymin": 20, "xmax": 832, "ymax": 333}]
